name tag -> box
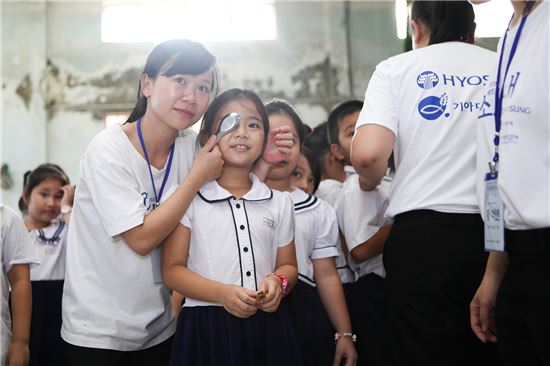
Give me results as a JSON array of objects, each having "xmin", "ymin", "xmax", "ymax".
[{"xmin": 484, "ymin": 172, "xmax": 505, "ymax": 252}]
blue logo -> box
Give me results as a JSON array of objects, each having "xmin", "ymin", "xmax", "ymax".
[
  {"xmin": 417, "ymin": 71, "xmax": 439, "ymax": 89},
  {"xmin": 418, "ymin": 93, "xmax": 448, "ymax": 120}
]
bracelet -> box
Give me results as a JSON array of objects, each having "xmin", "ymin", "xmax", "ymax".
[
  {"xmin": 266, "ymin": 272, "xmax": 289, "ymax": 297},
  {"xmin": 334, "ymin": 332, "xmax": 357, "ymax": 343}
]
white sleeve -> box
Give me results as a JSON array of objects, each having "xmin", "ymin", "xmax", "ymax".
[
  {"xmin": 1, "ymin": 206, "xmax": 39, "ymax": 274},
  {"xmin": 356, "ymin": 59, "xmax": 399, "ymax": 135},
  {"xmin": 274, "ymin": 192, "xmax": 295, "ymax": 248},
  {"xmin": 311, "ymin": 202, "xmax": 339, "ymax": 260}
]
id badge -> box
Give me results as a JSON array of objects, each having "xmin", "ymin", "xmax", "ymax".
[
  {"xmin": 484, "ymin": 171, "xmax": 505, "ymax": 252},
  {"xmin": 151, "ymin": 246, "xmax": 164, "ymax": 284}
]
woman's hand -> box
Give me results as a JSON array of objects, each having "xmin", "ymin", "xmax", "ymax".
[
  {"xmin": 257, "ymin": 275, "xmax": 283, "ymax": 313},
  {"xmin": 219, "ymin": 285, "xmax": 258, "ymax": 318},
  {"xmin": 191, "ymin": 135, "xmax": 224, "ymax": 184},
  {"xmin": 333, "ymin": 336, "xmax": 358, "ymax": 366}
]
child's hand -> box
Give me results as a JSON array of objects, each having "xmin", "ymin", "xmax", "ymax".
[
  {"xmin": 261, "ymin": 126, "xmax": 294, "ymax": 164},
  {"xmin": 191, "ymin": 135, "xmax": 224, "ymax": 184},
  {"xmin": 7, "ymin": 340, "xmax": 29, "ymax": 366},
  {"xmin": 256, "ymin": 275, "xmax": 283, "ymax": 313},
  {"xmin": 220, "ymin": 285, "xmax": 258, "ymax": 318},
  {"xmin": 60, "ymin": 184, "xmax": 75, "ymax": 208},
  {"xmin": 333, "ymin": 337, "xmax": 358, "ymax": 366}
]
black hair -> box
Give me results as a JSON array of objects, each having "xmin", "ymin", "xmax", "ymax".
[
  {"xmin": 300, "ymin": 145, "xmax": 321, "ymax": 194},
  {"xmin": 304, "ymin": 121, "xmax": 331, "ymax": 175},
  {"xmin": 264, "ymin": 99, "xmax": 306, "ymax": 146},
  {"xmin": 198, "ymin": 88, "xmax": 269, "ymax": 150},
  {"xmin": 410, "ymin": 1, "xmax": 476, "ymax": 45},
  {"xmin": 126, "ymin": 39, "xmax": 219, "ymax": 123},
  {"xmin": 19, "ymin": 163, "xmax": 70, "ymax": 213},
  {"xmin": 327, "ymin": 100, "xmax": 363, "ymax": 146},
  {"xmin": 302, "ymin": 124, "xmax": 313, "ymax": 137}
]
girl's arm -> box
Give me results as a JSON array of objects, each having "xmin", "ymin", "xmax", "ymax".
[
  {"xmin": 6, "ymin": 263, "xmax": 32, "ymax": 366},
  {"xmin": 258, "ymin": 241, "xmax": 298, "ymax": 312},
  {"xmin": 349, "ymin": 224, "xmax": 392, "ymax": 262},
  {"xmin": 162, "ymin": 223, "xmax": 258, "ymax": 319},
  {"xmin": 122, "ymin": 137, "xmax": 223, "ymax": 256},
  {"xmin": 314, "ymin": 257, "xmax": 358, "ymax": 366},
  {"xmin": 171, "ymin": 291, "xmax": 184, "ymax": 319}
]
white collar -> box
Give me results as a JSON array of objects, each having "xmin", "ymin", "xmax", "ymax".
[
  {"xmin": 344, "ymin": 165, "xmax": 357, "ymax": 175},
  {"xmin": 290, "ymin": 188, "xmax": 320, "ymax": 212},
  {"xmin": 198, "ymin": 173, "xmax": 273, "ymax": 203}
]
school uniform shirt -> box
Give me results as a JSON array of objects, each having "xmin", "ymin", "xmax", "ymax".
[
  {"xmin": 175, "ymin": 174, "xmax": 295, "ymax": 307},
  {"xmin": 315, "ymin": 179, "xmax": 343, "ymax": 206},
  {"xmin": 1, "ymin": 203, "xmax": 39, "ymax": 364},
  {"xmin": 357, "ymin": 42, "xmax": 496, "ymax": 218},
  {"xmin": 477, "ymin": 2, "xmax": 550, "ymax": 230},
  {"xmin": 291, "ymin": 188, "xmax": 339, "ymax": 286},
  {"xmin": 29, "ymin": 219, "xmax": 67, "ymax": 281},
  {"xmin": 336, "ymin": 175, "xmax": 392, "ymax": 279},
  {"xmin": 62, "ymin": 124, "xmax": 196, "ymax": 351}
]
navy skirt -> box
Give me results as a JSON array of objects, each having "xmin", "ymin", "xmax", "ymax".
[
  {"xmin": 170, "ymin": 304, "xmax": 302, "ymax": 366},
  {"xmin": 285, "ymin": 280, "xmax": 335, "ymax": 366},
  {"xmin": 30, "ymin": 280, "xmax": 66, "ymax": 366}
]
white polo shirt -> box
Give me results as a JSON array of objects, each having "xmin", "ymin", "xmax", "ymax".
[
  {"xmin": 477, "ymin": 2, "xmax": 550, "ymax": 230},
  {"xmin": 357, "ymin": 42, "xmax": 496, "ymax": 218},
  {"xmin": 62, "ymin": 125, "xmax": 196, "ymax": 351},
  {"xmin": 1, "ymin": 203, "xmax": 39, "ymax": 364},
  {"xmin": 291, "ymin": 189, "xmax": 339, "ymax": 286},
  {"xmin": 29, "ymin": 219, "xmax": 67, "ymax": 281},
  {"xmin": 177, "ymin": 174, "xmax": 295, "ymax": 307},
  {"xmin": 336, "ymin": 175, "xmax": 391, "ymax": 279},
  {"xmin": 315, "ymin": 179, "xmax": 343, "ymax": 206}
]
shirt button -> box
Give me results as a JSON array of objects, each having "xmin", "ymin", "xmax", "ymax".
[
  {"xmin": 240, "ymin": 225, "xmax": 245, "ymax": 230},
  {"xmin": 236, "ymin": 204, "xmax": 241, "ymax": 209},
  {"xmin": 246, "ymin": 271, "xmax": 251, "ymax": 276},
  {"xmin": 243, "ymin": 247, "xmax": 249, "ymax": 252}
]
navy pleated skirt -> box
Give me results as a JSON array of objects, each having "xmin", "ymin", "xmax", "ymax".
[
  {"xmin": 170, "ymin": 304, "xmax": 303, "ymax": 366},
  {"xmin": 29, "ymin": 280, "xmax": 66, "ymax": 366},
  {"xmin": 285, "ymin": 280, "xmax": 335, "ymax": 366}
]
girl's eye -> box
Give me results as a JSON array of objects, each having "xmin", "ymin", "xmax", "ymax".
[
  {"xmin": 291, "ymin": 171, "xmax": 301, "ymax": 179},
  {"xmin": 39, "ymin": 192, "xmax": 48, "ymax": 198},
  {"xmin": 308, "ymin": 177, "xmax": 315, "ymax": 184},
  {"xmin": 348, "ymin": 131, "xmax": 355, "ymax": 138},
  {"xmin": 248, "ymin": 121, "xmax": 260, "ymax": 129},
  {"xmin": 175, "ymin": 77, "xmax": 185, "ymax": 85},
  {"xmin": 198, "ymin": 85, "xmax": 210, "ymax": 93}
]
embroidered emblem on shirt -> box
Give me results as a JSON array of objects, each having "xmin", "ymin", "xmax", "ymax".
[{"xmin": 263, "ymin": 217, "xmax": 277, "ymax": 230}]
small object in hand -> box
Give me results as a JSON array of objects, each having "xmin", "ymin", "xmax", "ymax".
[
  {"xmin": 255, "ymin": 291, "xmax": 265, "ymax": 301},
  {"xmin": 216, "ymin": 112, "xmax": 240, "ymax": 141}
]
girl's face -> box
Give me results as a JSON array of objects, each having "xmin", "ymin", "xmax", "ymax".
[
  {"xmin": 266, "ymin": 113, "xmax": 300, "ymax": 181},
  {"xmin": 25, "ymin": 178, "xmax": 64, "ymax": 226},
  {"xmin": 216, "ymin": 99, "xmax": 265, "ymax": 168},
  {"xmin": 142, "ymin": 69, "xmax": 213, "ymax": 131},
  {"xmin": 290, "ymin": 154, "xmax": 315, "ymax": 194}
]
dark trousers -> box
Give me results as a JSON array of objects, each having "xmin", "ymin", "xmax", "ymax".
[
  {"xmin": 383, "ymin": 210, "xmax": 497, "ymax": 366},
  {"xmin": 496, "ymin": 228, "xmax": 550, "ymax": 366},
  {"xmin": 65, "ymin": 336, "xmax": 172, "ymax": 366}
]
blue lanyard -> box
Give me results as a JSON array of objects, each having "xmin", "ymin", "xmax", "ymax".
[
  {"xmin": 491, "ymin": 13, "xmax": 529, "ymax": 171},
  {"xmin": 137, "ymin": 117, "xmax": 175, "ymax": 208}
]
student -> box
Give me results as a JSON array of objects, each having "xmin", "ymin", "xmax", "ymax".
[
  {"xmin": 290, "ymin": 145, "xmax": 321, "ymax": 195},
  {"xmin": 328, "ymin": 101, "xmax": 392, "ymax": 366},
  {"xmin": 351, "ymin": 2, "xmax": 496, "ymax": 365},
  {"xmin": 1, "ymin": 203, "xmax": 38, "ymax": 366},
  {"xmin": 19, "ymin": 164, "xmax": 73, "ymax": 366},
  {"xmin": 162, "ymin": 88, "xmax": 300, "ymax": 366},
  {"xmin": 265, "ymin": 99, "xmax": 357, "ymax": 366},
  {"xmin": 470, "ymin": 1, "xmax": 550, "ymax": 365}
]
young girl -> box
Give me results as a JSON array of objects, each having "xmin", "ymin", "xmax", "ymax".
[
  {"xmin": 264, "ymin": 99, "xmax": 358, "ymax": 366},
  {"xmin": 290, "ymin": 145, "xmax": 321, "ymax": 195},
  {"xmin": 162, "ymin": 88, "xmax": 301, "ymax": 366},
  {"xmin": 1, "ymin": 203, "xmax": 38, "ymax": 366},
  {"xmin": 19, "ymin": 164, "xmax": 73, "ymax": 366}
]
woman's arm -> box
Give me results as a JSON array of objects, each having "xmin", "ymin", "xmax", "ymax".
[
  {"xmin": 7, "ymin": 264, "xmax": 32, "ymax": 366},
  {"xmin": 162, "ymin": 224, "xmax": 258, "ymax": 318},
  {"xmin": 351, "ymin": 125, "xmax": 394, "ymax": 191}
]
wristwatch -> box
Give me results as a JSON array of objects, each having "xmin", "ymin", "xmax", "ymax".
[
  {"xmin": 61, "ymin": 205, "xmax": 72, "ymax": 215},
  {"xmin": 270, "ymin": 272, "xmax": 289, "ymax": 297}
]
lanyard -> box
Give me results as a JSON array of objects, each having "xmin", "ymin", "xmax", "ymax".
[
  {"xmin": 491, "ymin": 13, "xmax": 529, "ymax": 172},
  {"xmin": 137, "ymin": 117, "xmax": 175, "ymax": 208}
]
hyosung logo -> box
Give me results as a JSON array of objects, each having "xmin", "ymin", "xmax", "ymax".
[
  {"xmin": 417, "ymin": 71, "xmax": 439, "ymax": 89},
  {"xmin": 418, "ymin": 93, "xmax": 448, "ymax": 120}
]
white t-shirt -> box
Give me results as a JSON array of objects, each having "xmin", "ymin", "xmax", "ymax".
[
  {"xmin": 291, "ymin": 189, "xmax": 339, "ymax": 287},
  {"xmin": 62, "ymin": 125, "xmax": 196, "ymax": 351},
  {"xmin": 336, "ymin": 175, "xmax": 391, "ymax": 279},
  {"xmin": 29, "ymin": 219, "xmax": 67, "ymax": 281},
  {"xmin": 176, "ymin": 174, "xmax": 295, "ymax": 307},
  {"xmin": 315, "ymin": 179, "xmax": 343, "ymax": 206},
  {"xmin": 1, "ymin": 204, "xmax": 39, "ymax": 364},
  {"xmin": 477, "ymin": 3, "xmax": 550, "ymax": 230},
  {"xmin": 357, "ymin": 42, "xmax": 496, "ymax": 218}
]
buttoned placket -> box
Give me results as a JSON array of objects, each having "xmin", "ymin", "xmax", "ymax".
[{"xmin": 229, "ymin": 197, "xmax": 257, "ymax": 290}]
